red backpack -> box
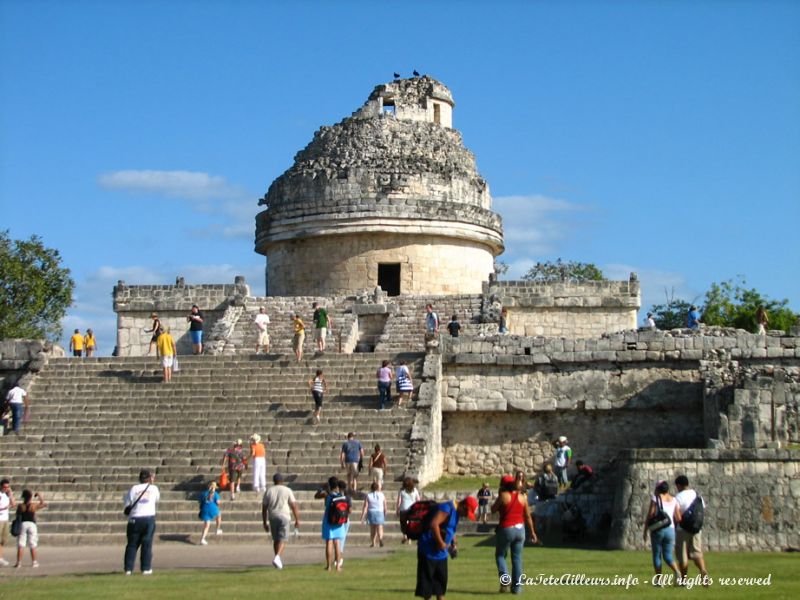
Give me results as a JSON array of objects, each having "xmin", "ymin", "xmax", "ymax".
[
  {"xmin": 327, "ymin": 495, "xmax": 351, "ymax": 526},
  {"xmin": 400, "ymin": 500, "xmax": 439, "ymax": 540}
]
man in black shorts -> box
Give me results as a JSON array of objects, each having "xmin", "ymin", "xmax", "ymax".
[{"xmin": 416, "ymin": 496, "xmax": 477, "ymax": 600}]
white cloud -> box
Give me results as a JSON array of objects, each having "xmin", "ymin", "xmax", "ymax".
[
  {"xmin": 98, "ymin": 170, "xmax": 248, "ymax": 201},
  {"xmin": 602, "ymin": 262, "xmax": 704, "ymax": 318},
  {"xmin": 494, "ymin": 194, "xmax": 591, "ymax": 278}
]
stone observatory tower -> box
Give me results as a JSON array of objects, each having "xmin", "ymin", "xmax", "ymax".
[{"xmin": 255, "ymin": 76, "xmax": 504, "ymax": 296}]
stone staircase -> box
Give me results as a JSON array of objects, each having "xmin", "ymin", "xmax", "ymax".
[
  {"xmin": 375, "ymin": 295, "xmax": 484, "ymax": 353},
  {"xmin": 0, "ymin": 352, "xmax": 425, "ymax": 545},
  {"xmin": 223, "ymin": 297, "xmax": 359, "ymax": 355}
]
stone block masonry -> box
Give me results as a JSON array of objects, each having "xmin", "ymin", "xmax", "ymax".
[
  {"xmin": 486, "ymin": 276, "xmax": 640, "ymax": 339},
  {"xmin": 609, "ymin": 448, "xmax": 800, "ymax": 551},
  {"xmin": 112, "ymin": 277, "xmax": 249, "ymax": 356}
]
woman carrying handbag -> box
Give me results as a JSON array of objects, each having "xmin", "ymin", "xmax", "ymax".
[{"xmin": 643, "ymin": 480, "xmax": 682, "ymax": 585}]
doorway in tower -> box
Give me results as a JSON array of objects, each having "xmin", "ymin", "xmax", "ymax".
[{"xmin": 378, "ymin": 263, "xmax": 401, "ymax": 296}]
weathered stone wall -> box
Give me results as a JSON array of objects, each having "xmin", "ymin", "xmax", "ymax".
[
  {"xmin": 113, "ymin": 278, "xmax": 249, "ymax": 356},
  {"xmin": 407, "ymin": 347, "xmax": 444, "ymax": 485},
  {"xmin": 265, "ymin": 233, "xmax": 495, "ymax": 296},
  {"xmin": 703, "ymin": 363, "xmax": 800, "ymax": 449},
  {"xmin": 485, "ymin": 277, "xmax": 639, "ymax": 338},
  {"xmin": 609, "ymin": 449, "xmax": 800, "ymax": 551},
  {"xmin": 0, "ymin": 339, "xmax": 62, "ymax": 395},
  {"xmin": 442, "ymin": 409, "xmax": 704, "ymax": 476},
  {"xmin": 438, "ymin": 329, "xmax": 800, "ymax": 476}
]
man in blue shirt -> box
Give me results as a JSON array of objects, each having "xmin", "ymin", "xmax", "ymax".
[
  {"xmin": 687, "ymin": 305, "xmax": 701, "ymax": 330},
  {"xmin": 339, "ymin": 432, "xmax": 364, "ymax": 495},
  {"xmin": 416, "ymin": 496, "xmax": 478, "ymax": 600}
]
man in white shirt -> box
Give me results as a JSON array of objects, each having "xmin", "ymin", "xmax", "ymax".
[
  {"xmin": 254, "ymin": 307, "xmax": 270, "ymax": 354},
  {"xmin": 261, "ymin": 473, "xmax": 301, "ymax": 569},
  {"xmin": 0, "ymin": 479, "xmax": 16, "ymax": 566},
  {"xmin": 674, "ymin": 475, "xmax": 709, "ymax": 582},
  {"xmin": 5, "ymin": 383, "xmax": 28, "ymax": 434},
  {"xmin": 123, "ymin": 469, "xmax": 160, "ymax": 575}
]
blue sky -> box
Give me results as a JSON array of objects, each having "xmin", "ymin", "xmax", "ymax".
[{"xmin": 2, "ymin": 0, "xmax": 798, "ymax": 353}]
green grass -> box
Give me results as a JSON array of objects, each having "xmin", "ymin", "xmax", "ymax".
[
  {"xmin": 422, "ymin": 475, "xmax": 491, "ymax": 493},
  {"xmin": 4, "ymin": 537, "xmax": 797, "ymax": 599}
]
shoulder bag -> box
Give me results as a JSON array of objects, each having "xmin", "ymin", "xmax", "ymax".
[
  {"xmin": 123, "ymin": 483, "xmax": 151, "ymax": 516},
  {"xmin": 646, "ymin": 495, "xmax": 671, "ymax": 533}
]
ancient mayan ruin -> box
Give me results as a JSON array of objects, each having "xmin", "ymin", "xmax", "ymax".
[{"xmin": 1, "ymin": 76, "xmax": 798, "ymax": 553}]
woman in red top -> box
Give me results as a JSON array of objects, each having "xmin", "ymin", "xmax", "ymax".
[{"xmin": 492, "ymin": 475, "xmax": 537, "ymax": 593}]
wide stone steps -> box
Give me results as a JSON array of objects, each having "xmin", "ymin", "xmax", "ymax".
[{"xmin": 2, "ymin": 352, "xmax": 426, "ymax": 544}]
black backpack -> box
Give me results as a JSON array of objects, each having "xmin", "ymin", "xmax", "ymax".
[
  {"xmin": 680, "ymin": 495, "xmax": 704, "ymax": 534},
  {"xmin": 327, "ymin": 494, "xmax": 351, "ymax": 526}
]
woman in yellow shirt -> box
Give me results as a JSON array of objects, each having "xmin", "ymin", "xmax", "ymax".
[
  {"xmin": 84, "ymin": 329, "xmax": 97, "ymax": 357},
  {"xmin": 292, "ymin": 314, "xmax": 305, "ymax": 362}
]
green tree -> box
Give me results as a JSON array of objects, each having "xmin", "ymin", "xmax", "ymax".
[
  {"xmin": 649, "ymin": 289, "xmax": 695, "ymax": 330},
  {"xmin": 0, "ymin": 230, "xmax": 75, "ymax": 340},
  {"xmin": 522, "ymin": 258, "xmax": 603, "ymax": 282},
  {"xmin": 701, "ymin": 278, "xmax": 798, "ymax": 332}
]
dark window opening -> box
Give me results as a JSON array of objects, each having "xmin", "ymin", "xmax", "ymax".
[
  {"xmin": 433, "ymin": 103, "xmax": 441, "ymax": 124},
  {"xmin": 383, "ymin": 98, "xmax": 396, "ymax": 116},
  {"xmin": 378, "ymin": 263, "xmax": 401, "ymax": 297}
]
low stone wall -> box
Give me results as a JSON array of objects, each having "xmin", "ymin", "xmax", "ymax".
[
  {"xmin": 486, "ymin": 277, "xmax": 639, "ymax": 338},
  {"xmin": 609, "ymin": 449, "xmax": 800, "ymax": 551},
  {"xmin": 407, "ymin": 348, "xmax": 444, "ymax": 485},
  {"xmin": 113, "ymin": 277, "xmax": 250, "ymax": 356}
]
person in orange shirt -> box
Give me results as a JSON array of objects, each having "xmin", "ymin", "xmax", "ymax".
[
  {"xmin": 69, "ymin": 329, "xmax": 84, "ymax": 357},
  {"xmin": 84, "ymin": 329, "xmax": 97, "ymax": 357},
  {"xmin": 250, "ymin": 434, "xmax": 267, "ymax": 493}
]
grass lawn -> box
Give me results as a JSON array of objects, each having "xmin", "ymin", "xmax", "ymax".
[
  {"xmin": 3, "ymin": 537, "xmax": 796, "ymax": 600},
  {"xmin": 422, "ymin": 475, "xmax": 489, "ymax": 493}
]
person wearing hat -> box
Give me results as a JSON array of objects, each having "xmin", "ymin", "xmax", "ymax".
[
  {"xmin": 261, "ymin": 473, "xmax": 300, "ymax": 570},
  {"xmin": 493, "ymin": 475, "xmax": 537, "ymax": 593},
  {"xmin": 221, "ymin": 440, "xmax": 247, "ymax": 500},
  {"xmin": 123, "ymin": 469, "xmax": 159, "ymax": 575},
  {"xmin": 554, "ymin": 436, "xmax": 572, "ymax": 489},
  {"xmin": 143, "ymin": 313, "xmax": 161, "ymax": 355},
  {"xmin": 645, "ymin": 312, "xmax": 657, "ymax": 330},
  {"xmin": 415, "ymin": 496, "xmax": 478, "ymax": 600},
  {"xmin": 249, "ymin": 434, "xmax": 267, "ymax": 493}
]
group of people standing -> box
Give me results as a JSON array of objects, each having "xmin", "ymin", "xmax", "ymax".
[{"xmin": 271, "ymin": 302, "xmax": 332, "ymax": 362}]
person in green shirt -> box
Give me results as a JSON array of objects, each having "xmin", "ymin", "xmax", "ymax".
[{"xmin": 312, "ymin": 302, "xmax": 333, "ymax": 353}]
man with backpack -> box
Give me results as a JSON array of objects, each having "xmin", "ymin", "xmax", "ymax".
[
  {"xmin": 674, "ymin": 475, "xmax": 709, "ymax": 584},
  {"xmin": 414, "ymin": 496, "xmax": 478, "ymax": 600}
]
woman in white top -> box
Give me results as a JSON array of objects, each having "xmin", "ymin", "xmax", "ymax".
[
  {"xmin": 643, "ymin": 480, "xmax": 682, "ymax": 584},
  {"xmin": 396, "ymin": 477, "xmax": 421, "ymax": 544},
  {"xmin": 360, "ymin": 481, "xmax": 387, "ymax": 547}
]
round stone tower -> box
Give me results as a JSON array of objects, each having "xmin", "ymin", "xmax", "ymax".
[{"xmin": 255, "ymin": 76, "xmax": 504, "ymax": 296}]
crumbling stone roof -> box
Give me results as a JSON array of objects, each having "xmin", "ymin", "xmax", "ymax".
[{"xmin": 256, "ymin": 78, "xmax": 503, "ymax": 251}]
